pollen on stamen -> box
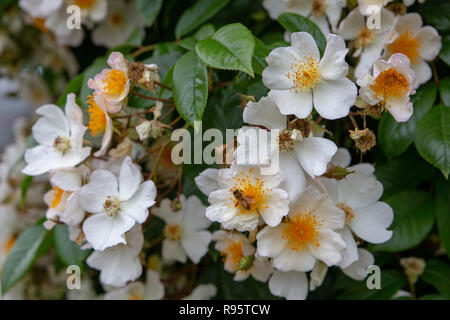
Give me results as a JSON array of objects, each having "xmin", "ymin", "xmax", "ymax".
[
  {"xmin": 87, "ymin": 95, "xmax": 107, "ymax": 137},
  {"xmin": 228, "ymin": 173, "xmax": 270, "ymax": 216},
  {"xmin": 221, "ymin": 240, "xmax": 244, "ymax": 272},
  {"xmin": 287, "ymin": 55, "xmax": 321, "ymax": 93},
  {"xmin": 50, "ymin": 186, "xmax": 64, "ymax": 209},
  {"xmin": 102, "ymin": 69, "xmax": 127, "ymax": 96},
  {"xmin": 282, "ymin": 209, "xmax": 323, "ymax": 251},
  {"xmin": 370, "ymin": 68, "xmax": 410, "ymax": 108},
  {"xmin": 387, "ymin": 31, "xmax": 422, "ymax": 65}
]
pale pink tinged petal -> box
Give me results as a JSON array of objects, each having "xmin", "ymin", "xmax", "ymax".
[
  {"xmin": 256, "ymin": 225, "xmax": 288, "ymax": 257},
  {"xmin": 269, "ymin": 89, "xmax": 313, "ymax": 118},
  {"xmin": 79, "ymin": 170, "xmax": 119, "ymax": 213},
  {"xmin": 82, "ymin": 213, "xmax": 135, "ymax": 251},
  {"xmin": 372, "ymin": 59, "xmax": 391, "ymax": 78},
  {"xmin": 118, "ymin": 157, "xmax": 142, "ymax": 201},
  {"xmin": 337, "ymin": 226, "xmax": 359, "ymax": 268},
  {"xmin": 195, "ymin": 168, "xmax": 220, "ymax": 196},
  {"xmin": 290, "ymin": 32, "xmax": 321, "ymax": 61},
  {"xmin": 313, "ymin": 78, "xmax": 357, "ymax": 120},
  {"xmin": 349, "ymin": 202, "xmax": 393, "ymax": 243},
  {"xmin": 262, "ymin": 47, "xmax": 298, "ymax": 90},
  {"xmin": 294, "ymin": 137, "xmax": 337, "ymax": 177},
  {"xmin": 416, "ymin": 26, "xmax": 442, "ymax": 61},
  {"xmin": 162, "ymin": 239, "xmax": 187, "ymax": 263},
  {"xmin": 108, "ymin": 52, "xmax": 128, "ymax": 72},
  {"xmin": 273, "ymin": 248, "xmax": 316, "ymax": 272},
  {"xmin": 338, "ymin": 8, "xmax": 365, "ymax": 40},
  {"xmin": 341, "ymin": 248, "xmax": 375, "ymax": 280},
  {"xmin": 387, "ymin": 95, "xmax": 414, "ymax": 122},
  {"xmin": 319, "ymin": 34, "xmax": 349, "ymax": 80},
  {"xmin": 269, "ymin": 271, "xmax": 308, "ymax": 300},
  {"xmin": 121, "ymin": 181, "xmax": 156, "ymax": 224},
  {"xmin": 181, "ymin": 195, "xmax": 211, "ymax": 231},
  {"xmin": 32, "ymin": 104, "xmax": 69, "ymax": 146},
  {"xmin": 278, "ymin": 153, "xmax": 307, "ymax": 203},
  {"xmin": 243, "ymin": 96, "xmax": 287, "ymax": 130},
  {"xmin": 309, "ymin": 229, "xmax": 345, "ymax": 266},
  {"xmin": 412, "ymin": 59, "xmax": 432, "ymax": 89},
  {"xmin": 181, "ymin": 230, "xmax": 212, "ymax": 263}
]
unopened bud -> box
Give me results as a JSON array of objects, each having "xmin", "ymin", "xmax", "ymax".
[
  {"xmin": 136, "ymin": 120, "xmax": 152, "ymax": 140},
  {"xmin": 400, "ymin": 257, "xmax": 426, "ymax": 285},
  {"xmin": 171, "ymin": 199, "xmax": 182, "ymax": 211},
  {"xmin": 322, "ymin": 166, "xmax": 355, "ymax": 180},
  {"xmin": 237, "ymin": 255, "xmax": 255, "ymax": 271}
]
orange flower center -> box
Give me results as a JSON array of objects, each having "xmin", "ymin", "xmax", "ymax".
[
  {"xmin": 164, "ymin": 224, "xmax": 183, "ymax": 241},
  {"xmin": 103, "ymin": 69, "xmax": 127, "ymax": 96},
  {"xmin": 356, "ymin": 27, "xmax": 375, "ymax": 48},
  {"xmin": 32, "ymin": 18, "xmax": 48, "ymax": 32},
  {"xmin": 370, "ymin": 67, "xmax": 410, "ymax": 107},
  {"xmin": 229, "ymin": 170, "xmax": 269, "ymax": 215},
  {"xmin": 50, "ymin": 186, "xmax": 64, "ymax": 209},
  {"xmin": 221, "ymin": 240, "xmax": 244, "ymax": 271},
  {"xmin": 282, "ymin": 210, "xmax": 323, "ymax": 251},
  {"xmin": 287, "ymin": 55, "xmax": 321, "ymax": 93},
  {"xmin": 387, "ymin": 31, "xmax": 422, "ymax": 65},
  {"xmin": 311, "ymin": 0, "xmax": 326, "ymax": 16},
  {"xmin": 87, "ymin": 95, "xmax": 107, "ymax": 137},
  {"xmin": 75, "ymin": 0, "xmax": 95, "ymax": 9},
  {"xmin": 3, "ymin": 236, "xmax": 16, "ymax": 257}
]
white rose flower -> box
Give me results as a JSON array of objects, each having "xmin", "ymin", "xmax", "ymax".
[
  {"xmin": 262, "ymin": 32, "xmax": 357, "ymax": 120},
  {"xmin": 79, "ymin": 156, "xmax": 156, "ymax": 251},
  {"xmin": 357, "ymin": 53, "xmax": 416, "ymax": 122},
  {"xmin": 383, "ymin": 13, "xmax": 441, "ymax": 88},
  {"xmin": 338, "ymin": 8, "xmax": 395, "ymax": 78},
  {"xmin": 22, "ymin": 94, "xmax": 91, "ymax": 176},
  {"xmin": 19, "ymin": 0, "xmax": 63, "ymax": 18},
  {"xmin": 205, "ymin": 165, "xmax": 289, "ymax": 232},
  {"xmin": 212, "ymin": 230, "xmax": 273, "ymax": 282},
  {"xmin": 263, "ymin": 0, "xmax": 288, "ymax": 19},
  {"xmin": 341, "ymin": 248, "xmax": 375, "ymax": 280},
  {"xmin": 152, "ymin": 195, "xmax": 212, "ymax": 264},
  {"xmin": 257, "ymin": 186, "xmax": 346, "ymax": 272},
  {"xmin": 268, "ymin": 270, "xmax": 309, "ymax": 300},
  {"xmin": 319, "ymin": 148, "xmax": 393, "ymax": 268},
  {"xmin": 87, "ymin": 225, "xmax": 144, "ymax": 288},
  {"xmin": 357, "ymin": 0, "xmax": 392, "ymax": 15}
]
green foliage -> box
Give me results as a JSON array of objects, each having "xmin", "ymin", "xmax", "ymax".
[
  {"xmin": 137, "ymin": 0, "xmax": 164, "ymax": 27},
  {"xmin": 421, "ymin": 260, "xmax": 450, "ymax": 299},
  {"xmin": 173, "ymin": 52, "xmax": 209, "ymax": 127},
  {"xmin": 178, "ymin": 24, "xmax": 216, "ymax": 51},
  {"xmin": 419, "ymin": 0, "xmax": 450, "ymax": 32},
  {"xmin": 175, "ymin": 0, "xmax": 230, "ymax": 38},
  {"xmin": 435, "ymin": 178, "xmax": 450, "ymax": 257},
  {"xmin": 1, "ymin": 224, "xmax": 49, "ymax": 294},
  {"xmin": 414, "ymin": 105, "xmax": 450, "ymax": 178},
  {"xmin": 54, "ymin": 225, "xmax": 90, "ymax": 267},
  {"xmin": 378, "ymin": 82, "xmax": 438, "ymax": 159},
  {"xmin": 277, "ymin": 12, "xmax": 326, "ymax": 54},
  {"xmin": 196, "ymin": 23, "xmax": 256, "ymax": 77}
]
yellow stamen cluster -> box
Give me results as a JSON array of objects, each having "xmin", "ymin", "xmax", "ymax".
[
  {"xmin": 3, "ymin": 236, "xmax": 16, "ymax": 257},
  {"xmin": 87, "ymin": 95, "xmax": 107, "ymax": 137},
  {"xmin": 337, "ymin": 202, "xmax": 355, "ymax": 224},
  {"xmin": 164, "ymin": 223, "xmax": 183, "ymax": 241},
  {"xmin": 287, "ymin": 56, "xmax": 321, "ymax": 93},
  {"xmin": 221, "ymin": 240, "xmax": 244, "ymax": 272},
  {"xmin": 387, "ymin": 31, "xmax": 422, "ymax": 65},
  {"xmin": 50, "ymin": 186, "xmax": 64, "ymax": 209},
  {"xmin": 311, "ymin": 0, "xmax": 327, "ymax": 16},
  {"xmin": 370, "ymin": 68, "xmax": 409, "ymax": 107},
  {"xmin": 356, "ymin": 27, "xmax": 375, "ymax": 49},
  {"xmin": 282, "ymin": 210, "xmax": 323, "ymax": 251},
  {"xmin": 103, "ymin": 69, "xmax": 127, "ymax": 96},
  {"xmin": 229, "ymin": 170, "xmax": 269, "ymax": 215},
  {"xmin": 111, "ymin": 13, "xmax": 125, "ymax": 27}
]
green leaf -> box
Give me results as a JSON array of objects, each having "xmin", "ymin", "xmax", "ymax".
[
  {"xmin": 378, "ymin": 82, "xmax": 438, "ymax": 158},
  {"xmin": 253, "ymin": 36, "xmax": 270, "ymax": 76},
  {"xmin": 421, "ymin": 260, "xmax": 450, "ymax": 299},
  {"xmin": 178, "ymin": 24, "xmax": 216, "ymax": 51},
  {"xmin": 196, "ymin": 23, "xmax": 255, "ymax": 77},
  {"xmin": 415, "ymin": 105, "xmax": 450, "ymax": 178},
  {"xmin": 175, "ymin": 0, "xmax": 230, "ymax": 38},
  {"xmin": 439, "ymin": 36, "xmax": 450, "ymax": 67},
  {"xmin": 20, "ymin": 175, "xmax": 33, "ymax": 208},
  {"xmin": 439, "ymin": 77, "xmax": 450, "ymax": 106},
  {"xmin": 54, "ymin": 225, "xmax": 90, "ymax": 267},
  {"xmin": 137, "ymin": 0, "xmax": 164, "ymax": 27},
  {"xmin": 57, "ymin": 73, "xmax": 84, "ymax": 107},
  {"xmin": 436, "ymin": 178, "xmax": 450, "ymax": 257},
  {"xmin": 1, "ymin": 225, "xmax": 49, "ymax": 294},
  {"xmin": 277, "ymin": 12, "xmax": 326, "ymax": 54},
  {"xmin": 375, "ymin": 149, "xmax": 434, "ymax": 198},
  {"xmin": 126, "ymin": 27, "xmax": 144, "ymax": 47},
  {"xmin": 173, "ymin": 52, "xmax": 209, "ymax": 127},
  {"xmin": 371, "ymin": 190, "xmax": 435, "ymax": 252},
  {"xmin": 419, "ymin": 0, "xmax": 450, "ymax": 32},
  {"xmin": 337, "ymin": 270, "xmax": 406, "ymax": 300}
]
